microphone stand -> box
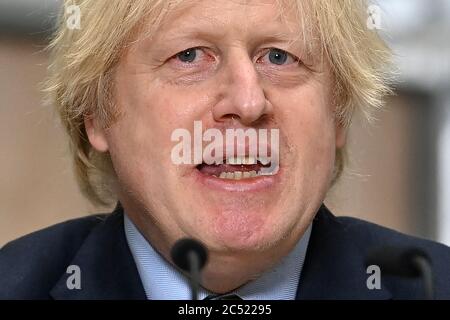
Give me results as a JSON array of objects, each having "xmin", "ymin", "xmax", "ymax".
[
  {"xmin": 171, "ymin": 238, "xmax": 208, "ymax": 301},
  {"xmin": 412, "ymin": 255, "xmax": 433, "ymax": 300},
  {"xmin": 188, "ymin": 250, "xmax": 201, "ymax": 300}
]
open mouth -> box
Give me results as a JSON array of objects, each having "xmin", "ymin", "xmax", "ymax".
[{"xmin": 196, "ymin": 156, "xmax": 276, "ymax": 180}]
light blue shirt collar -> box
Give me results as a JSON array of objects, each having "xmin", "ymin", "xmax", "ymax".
[{"xmin": 124, "ymin": 214, "xmax": 311, "ymax": 300}]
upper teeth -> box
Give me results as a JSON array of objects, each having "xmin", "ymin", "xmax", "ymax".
[
  {"xmin": 206, "ymin": 156, "xmax": 275, "ymax": 180},
  {"xmin": 226, "ymin": 156, "xmax": 270, "ymax": 165}
]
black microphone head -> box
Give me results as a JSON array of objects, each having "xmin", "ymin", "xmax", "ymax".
[
  {"xmin": 365, "ymin": 246, "xmax": 431, "ymax": 278},
  {"xmin": 171, "ymin": 238, "xmax": 208, "ymax": 272}
]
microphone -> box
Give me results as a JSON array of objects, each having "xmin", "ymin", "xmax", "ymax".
[
  {"xmin": 365, "ymin": 246, "xmax": 434, "ymax": 299},
  {"xmin": 171, "ymin": 238, "xmax": 208, "ymax": 300}
]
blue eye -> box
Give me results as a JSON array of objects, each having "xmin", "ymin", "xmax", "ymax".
[
  {"xmin": 269, "ymin": 49, "xmax": 288, "ymax": 65},
  {"xmin": 176, "ymin": 49, "xmax": 197, "ymax": 63},
  {"xmin": 268, "ymin": 49, "xmax": 289, "ymax": 65},
  {"xmin": 263, "ymin": 48, "xmax": 299, "ymax": 66}
]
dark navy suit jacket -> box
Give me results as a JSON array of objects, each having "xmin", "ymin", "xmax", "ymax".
[{"xmin": 1, "ymin": 205, "xmax": 449, "ymax": 299}]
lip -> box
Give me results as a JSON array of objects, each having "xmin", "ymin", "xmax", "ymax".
[{"xmin": 192, "ymin": 166, "xmax": 283, "ymax": 192}]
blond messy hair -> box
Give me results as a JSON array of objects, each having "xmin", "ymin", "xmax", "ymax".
[{"xmin": 45, "ymin": 0, "xmax": 393, "ymax": 206}]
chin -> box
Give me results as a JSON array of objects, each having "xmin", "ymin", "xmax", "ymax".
[{"xmin": 197, "ymin": 207, "xmax": 287, "ymax": 252}]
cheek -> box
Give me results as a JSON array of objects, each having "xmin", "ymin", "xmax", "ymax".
[
  {"xmin": 107, "ymin": 76, "xmax": 217, "ymax": 194},
  {"xmin": 111, "ymin": 81, "xmax": 184, "ymax": 159},
  {"xmin": 273, "ymin": 85, "xmax": 337, "ymax": 188},
  {"xmin": 279, "ymin": 86, "xmax": 336, "ymax": 147}
]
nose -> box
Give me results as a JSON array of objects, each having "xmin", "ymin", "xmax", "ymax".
[{"xmin": 212, "ymin": 51, "xmax": 272, "ymax": 125}]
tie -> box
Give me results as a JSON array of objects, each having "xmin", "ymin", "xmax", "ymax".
[{"xmin": 204, "ymin": 293, "xmax": 243, "ymax": 300}]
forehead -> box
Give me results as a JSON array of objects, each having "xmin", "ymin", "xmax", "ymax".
[
  {"xmin": 139, "ymin": 0, "xmax": 314, "ymax": 45},
  {"xmin": 162, "ymin": 0, "xmax": 294, "ymax": 23}
]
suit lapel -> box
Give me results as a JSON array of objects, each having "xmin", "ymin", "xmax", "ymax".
[
  {"xmin": 50, "ymin": 206, "xmax": 146, "ymax": 300},
  {"xmin": 296, "ymin": 206, "xmax": 392, "ymax": 300}
]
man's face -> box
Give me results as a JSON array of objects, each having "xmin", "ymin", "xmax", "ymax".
[{"xmin": 88, "ymin": 0, "xmax": 345, "ymax": 254}]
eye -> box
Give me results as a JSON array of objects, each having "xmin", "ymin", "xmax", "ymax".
[
  {"xmin": 176, "ymin": 48, "xmax": 199, "ymax": 63},
  {"xmin": 170, "ymin": 47, "xmax": 216, "ymax": 68},
  {"xmin": 260, "ymin": 48, "xmax": 299, "ymax": 66}
]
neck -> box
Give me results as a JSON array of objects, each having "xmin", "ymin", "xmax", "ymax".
[
  {"xmin": 199, "ymin": 248, "xmax": 292, "ymax": 293},
  {"xmin": 121, "ymin": 200, "xmax": 306, "ymax": 294}
]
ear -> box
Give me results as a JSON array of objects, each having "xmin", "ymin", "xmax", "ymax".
[
  {"xmin": 84, "ymin": 116, "xmax": 109, "ymax": 152},
  {"xmin": 335, "ymin": 122, "xmax": 347, "ymax": 149}
]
